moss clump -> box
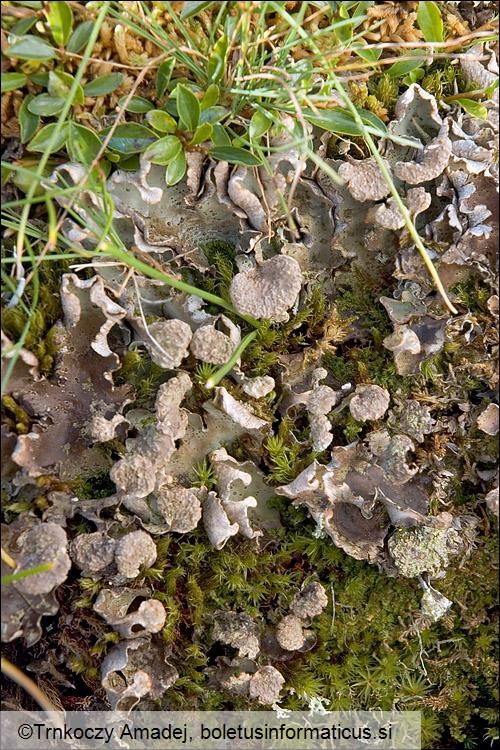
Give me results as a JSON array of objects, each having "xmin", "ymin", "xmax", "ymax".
[
  {"xmin": 74, "ymin": 468, "xmax": 116, "ymax": 500},
  {"xmin": 369, "ymin": 74, "xmax": 400, "ymax": 115},
  {"xmin": 1, "ymin": 261, "xmax": 67, "ymax": 377},
  {"xmin": 115, "ymin": 349, "xmax": 168, "ymax": 410},
  {"xmin": 1, "ymin": 395, "xmax": 31, "ymax": 434},
  {"xmin": 451, "ymin": 276, "xmax": 491, "ymax": 313}
]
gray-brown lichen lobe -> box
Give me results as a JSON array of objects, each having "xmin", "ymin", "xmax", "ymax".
[
  {"xmin": 248, "ymin": 665, "xmax": 285, "ymax": 705},
  {"xmin": 212, "ymin": 611, "xmax": 260, "ymax": 659},
  {"xmin": 143, "ymin": 319, "xmax": 192, "ymax": 369},
  {"xmin": 114, "ymin": 530, "xmax": 157, "ymax": 578},
  {"xmin": 229, "ymin": 255, "xmax": 303, "ymax": 321},
  {"xmin": 70, "ymin": 531, "xmax": 116, "ymax": 575},
  {"xmin": 110, "ymin": 455, "xmax": 156, "ymax": 497},
  {"xmin": 275, "ymin": 614, "xmax": 306, "ymax": 651},
  {"xmin": 388, "ymin": 527, "xmax": 452, "ymax": 577},
  {"xmin": 290, "ymin": 582, "xmax": 328, "ymax": 620},
  {"xmin": 190, "ymin": 325, "xmax": 234, "ymax": 365},
  {"xmin": 14, "ymin": 523, "xmax": 71, "ymax": 595}
]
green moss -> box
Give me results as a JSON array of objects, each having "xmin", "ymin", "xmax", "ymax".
[
  {"xmin": 343, "ymin": 412, "xmax": 363, "ymax": 442},
  {"xmin": 451, "ymin": 276, "xmax": 491, "ymax": 313},
  {"xmin": 369, "ymin": 74, "xmax": 400, "ymax": 113},
  {"xmin": 1, "ymin": 262, "xmax": 66, "ymax": 377},
  {"xmin": 1, "ymin": 395, "xmax": 31, "ymax": 434},
  {"xmin": 74, "ymin": 468, "xmax": 116, "ymax": 499},
  {"xmin": 190, "ymin": 457, "xmax": 216, "ymax": 489},
  {"xmin": 115, "ymin": 348, "xmax": 168, "ymax": 409}
]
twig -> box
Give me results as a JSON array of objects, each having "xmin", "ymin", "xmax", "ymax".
[{"xmin": 1, "ymin": 657, "xmax": 62, "ymax": 715}]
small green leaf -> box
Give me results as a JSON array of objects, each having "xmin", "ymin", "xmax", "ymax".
[
  {"xmin": 357, "ymin": 108, "xmax": 387, "ymax": 134},
  {"xmin": 27, "ymin": 94, "xmax": 65, "ymax": 116},
  {"xmin": 143, "ymin": 135, "xmax": 182, "ymax": 165},
  {"xmin": 485, "ymin": 79, "xmax": 499, "ymax": 98},
  {"xmin": 402, "ymin": 68, "xmax": 425, "ymax": 86},
  {"xmin": 207, "ymin": 34, "xmax": 228, "ymax": 83},
  {"xmin": 417, "ymin": 0, "xmax": 443, "ymax": 43},
  {"xmin": 48, "ymin": 70, "xmax": 84, "ymax": 104},
  {"xmin": 211, "ymin": 123, "xmax": 231, "ymax": 146},
  {"xmin": 455, "ymin": 98, "xmax": 488, "ymax": 120},
  {"xmin": 201, "ymin": 83, "xmax": 219, "ymax": 110},
  {"xmin": 48, "ymin": 70, "xmax": 69, "ymax": 97},
  {"xmin": 67, "ymin": 122, "xmax": 102, "ymax": 165},
  {"xmin": 304, "ymin": 108, "xmax": 362, "ymax": 136},
  {"xmin": 156, "ymin": 58, "xmax": 175, "ymax": 99},
  {"xmin": 46, "ymin": 0, "xmax": 73, "ymax": 47},
  {"xmin": 67, "ymin": 20, "xmax": 93, "ymax": 54},
  {"xmin": 146, "ymin": 109, "xmax": 178, "ymax": 133},
  {"xmin": 84, "ymin": 73, "xmax": 123, "ymax": 97},
  {"xmin": 189, "ymin": 122, "xmax": 213, "ymax": 145},
  {"xmin": 117, "ymin": 95, "xmax": 154, "ymax": 113},
  {"xmin": 176, "ymin": 84, "xmax": 200, "ymax": 132},
  {"xmin": 1, "ymin": 562, "xmax": 53, "ymax": 586},
  {"xmin": 19, "ymin": 95, "xmax": 39, "ymax": 144},
  {"xmin": 353, "ymin": 43, "xmax": 382, "ymax": 63},
  {"xmin": 386, "ymin": 54, "xmax": 425, "ymax": 78},
  {"xmin": 1, "ymin": 72, "xmax": 28, "ymax": 93},
  {"xmin": 27, "ymin": 121, "xmax": 70, "ymax": 153},
  {"xmin": 249, "ymin": 110, "xmax": 272, "ymax": 141},
  {"xmin": 116, "ymin": 154, "xmax": 141, "ymax": 171},
  {"xmin": 11, "ymin": 16, "xmax": 37, "ymax": 35},
  {"xmin": 5, "ymin": 35, "xmax": 57, "ymax": 60},
  {"xmin": 30, "ymin": 72, "xmax": 49, "ymax": 87},
  {"xmin": 335, "ymin": 17, "xmax": 354, "ymax": 44},
  {"xmin": 180, "ymin": 1, "xmax": 215, "ymax": 18},
  {"xmin": 209, "ymin": 146, "xmax": 261, "ymax": 166},
  {"xmin": 200, "ymin": 105, "xmax": 226, "ymax": 124},
  {"xmin": 105, "ymin": 123, "xmax": 156, "ymax": 154},
  {"xmin": 165, "ymin": 149, "xmax": 187, "ymax": 186}
]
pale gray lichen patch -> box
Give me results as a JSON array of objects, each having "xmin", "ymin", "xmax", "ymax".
[
  {"xmin": 379, "ymin": 434, "xmax": 418, "ymax": 484},
  {"xmin": 388, "ymin": 526, "xmax": 451, "ymax": 577},
  {"xmin": 101, "ymin": 638, "xmax": 178, "ymax": 711},
  {"xmin": 110, "ymin": 455, "xmax": 157, "ymax": 498},
  {"xmin": 275, "ymin": 614, "xmax": 305, "ymax": 651},
  {"xmin": 284, "ymin": 368, "xmax": 339, "ymax": 451},
  {"xmin": 337, "ymin": 156, "xmax": 391, "ymax": 202},
  {"xmin": 142, "ymin": 319, "xmax": 192, "ymax": 369},
  {"xmin": 241, "ymin": 375, "xmax": 275, "ymax": 399},
  {"xmin": 14, "ymin": 523, "xmax": 71, "ymax": 596},
  {"xmin": 87, "ymin": 413, "xmax": 128, "ymax": 443},
  {"xmin": 212, "ymin": 611, "xmax": 260, "ymax": 659},
  {"xmin": 154, "ymin": 485, "xmax": 202, "ymax": 533},
  {"xmin": 114, "ymin": 530, "xmax": 157, "ymax": 578},
  {"xmin": 70, "ymin": 531, "xmax": 116, "ymax": 576},
  {"xmin": 248, "ymin": 666, "xmax": 285, "ymax": 705},
  {"xmin": 388, "ymin": 400, "xmax": 436, "ymax": 443},
  {"xmin": 419, "ymin": 583, "xmax": 453, "ymax": 623},
  {"xmin": 349, "ymin": 384, "xmax": 390, "ymax": 422},
  {"xmin": 477, "ymin": 403, "xmax": 499, "ymax": 435},
  {"xmin": 202, "ymin": 490, "xmax": 239, "ymax": 550},
  {"xmin": 374, "ymin": 187, "xmax": 431, "ymax": 229},
  {"xmin": 190, "ymin": 324, "xmax": 235, "ymax": 365},
  {"xmin": 395, "ymin": 122, "xmax": 452, "ymax": 185},
  {"xmin": 229, "ymin": 255, "xmax": 303, "ymax": 322},
  {"xmin": 214, "ymin": 387, "xmax": 268, "ymax": 433},
  {"xmin": 290, "ymin": 582, "xmax": 328, "ymax": 620},
  {"xmin": 94, "ymin": 588, "xmax": 166, "ymax": 638}
]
